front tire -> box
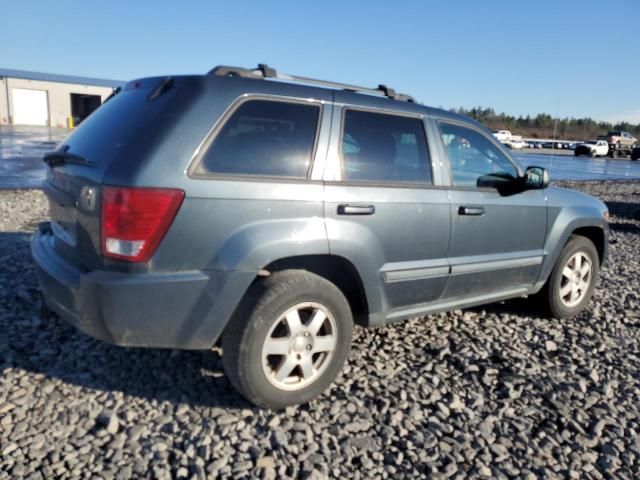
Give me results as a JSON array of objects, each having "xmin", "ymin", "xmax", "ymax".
[
  {"xmin": 222, "ymin": 270, "xmax": 353, "ymax": 409},
  {"xmin": 541, "ymin": 236, "xmax": 599, "ymax": 318}
]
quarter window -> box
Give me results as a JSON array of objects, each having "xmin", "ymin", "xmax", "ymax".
[
  {"xmin": 341, "ymin": 109, "xmax": 432, "ymax": 183},
  {"xmin": 440, "ymin": 123, "xmax": 518, "ymax": 187},
  {"xmin": 200, "ymin": 99, "xmax": 320, "ymax": 178}
]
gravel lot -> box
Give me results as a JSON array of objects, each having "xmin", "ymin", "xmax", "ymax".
[{"xmin": 1, "ymin": 181, "xmax": 639, "ymax": 479}]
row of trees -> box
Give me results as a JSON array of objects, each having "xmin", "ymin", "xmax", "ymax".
[{"xmin": 453, "ymin": 107, "xmax": 640, "ymax": 140}]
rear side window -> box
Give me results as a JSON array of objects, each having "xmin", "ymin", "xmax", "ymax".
[
  {"xmin": 340, "ymin": 109, "xmax": 432, "ymax": 184},
  {"xmin": 201, "ymin": 99, "xmax": 320, "ymax": 178}
]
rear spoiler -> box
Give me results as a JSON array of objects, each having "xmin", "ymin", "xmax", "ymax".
[{"xmin": 103, "ymin": 86, "xmax": 121, "ymax": 104}]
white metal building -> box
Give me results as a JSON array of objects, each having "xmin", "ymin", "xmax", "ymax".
[{"xmin": 0, "ymin": 68, "xmax": 122, "ymax": 128}]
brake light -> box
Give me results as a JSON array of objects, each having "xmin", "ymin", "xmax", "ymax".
[{"xmin": 101, "ymin": 186, "xmax": 184, "ymax": 262}]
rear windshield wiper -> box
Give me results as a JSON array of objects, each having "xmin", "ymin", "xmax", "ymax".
[{"xmin": 43, "ymin": 150, "xmax": 94, "ymax": 168}]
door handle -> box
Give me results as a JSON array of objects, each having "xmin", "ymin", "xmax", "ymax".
[
  {"xmin": 458, "ymin": 206, "xmax": 485, "ymax": 216},
  {"xmin": 338, "ymin": 204, "xmax": 375, "ymax": 215}
]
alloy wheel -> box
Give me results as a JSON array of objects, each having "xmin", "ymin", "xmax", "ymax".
[
  {"xmin": 559, "ymin": 252, "xmax": 592, "ymax": 308},
  {"xmin": 261, "ymin": 302, "xmax": 337, "ymax": 391}
]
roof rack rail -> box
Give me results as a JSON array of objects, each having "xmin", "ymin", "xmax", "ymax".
[{"xmin": 207, "ymin": 64, "xmax": 415, "ymax": 103}]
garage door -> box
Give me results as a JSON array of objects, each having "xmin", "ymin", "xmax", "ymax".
[{"xmin": 12, "ymin": 88, "xmax": 49, "ymax": 126}]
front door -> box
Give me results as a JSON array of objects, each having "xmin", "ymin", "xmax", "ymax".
[
  {"xmin": 438, "ymin": 121, "xmax": 547, "ymax": 300},
  {"xmin": 324, "ymin": 102, "xmax": 450, "ymax": 322}
]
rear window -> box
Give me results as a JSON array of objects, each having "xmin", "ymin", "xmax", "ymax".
[
  {"xmin": 200, "ymin": 99, "xmax": 320, "ymax": 178},
  {"xmin": 61, "ymin": 86, "xmax": 172, "ymax": 166}
]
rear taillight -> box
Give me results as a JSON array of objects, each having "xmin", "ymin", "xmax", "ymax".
[{"xmin": 101, "ymin": 186, "xmax": 184, "ymax": 262}]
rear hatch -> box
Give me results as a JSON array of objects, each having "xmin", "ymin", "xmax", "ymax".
[{"xmin": 43, "ymin": 76, "xmax": 188, "ymax": 271}]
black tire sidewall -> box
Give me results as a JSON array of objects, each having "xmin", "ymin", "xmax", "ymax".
[
  {"xmin": 546, "ymin": 236, "xmax": 599, "ymax": 319},
  {"xmin": 223, "ymin": 271, "xmax": 353, "ymax": 409}
]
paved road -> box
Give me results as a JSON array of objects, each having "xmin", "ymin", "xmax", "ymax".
[
  {"xmin": 0, "ymin": 126, "xmax": 67, "ymax": 189},
  {"xmin": 1, "ymin": 126, "xmax": 639, "ymax": 188}
]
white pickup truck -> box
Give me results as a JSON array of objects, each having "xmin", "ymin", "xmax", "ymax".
[{"xmin": 574, "ymin": 140, "xmax": 609, "ymax": 157}]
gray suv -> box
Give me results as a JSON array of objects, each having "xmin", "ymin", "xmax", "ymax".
[{"xmin": 32, "ymin": 64, "xmax": 609, "ymax": 408}]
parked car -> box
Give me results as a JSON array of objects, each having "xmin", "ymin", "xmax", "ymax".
[
  {"xmin": 574, "ymin": 140, "xmax": 609, "ymax": 157},
  {"xmin": 606, "ymin": 131, "xmax": 638, "ymax": 150},
  {"xmin": 601, "ymin": 132, "xmax": 637, "ymax": 158},
  {"xmin": 504, "ymin": 138, "xmax": 525, "ymax": 150},
  {"xmin": 32, "ymin": 64, "xmax": 609, "ymax": 408},
  {"xmin": 492, "ymin": 130, "xmax": 512, "ymax": 142},
  {"xmin": 631, "ymin": 145, "xmax": 640, "ymax": 161}
]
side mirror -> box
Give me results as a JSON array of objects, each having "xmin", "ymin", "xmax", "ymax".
[{"xmin": 524, "ymin": 166, "xmax": 549, "ymax": 189}]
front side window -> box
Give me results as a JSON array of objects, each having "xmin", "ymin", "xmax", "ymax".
[
  {"xmin": 201, "ymin": 99, "xmax": 320, "ymax": 178},
  {"xmin": 341, "ymin": 109, "xmax": 432, "ymax": 183},
  {"xmin": 439, "ymin": 122, "xmax": 518, "ymax": 187}
]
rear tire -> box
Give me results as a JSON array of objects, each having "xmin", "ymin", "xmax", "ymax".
[
  {"xmin": 540, "ymin": 236, "xmax": 599, "ymax": 319},
  {"xmin": 222, "ymin": 270, "xmax": 353, "ymax": 409}
]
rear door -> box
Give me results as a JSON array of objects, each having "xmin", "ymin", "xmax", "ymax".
[
  {"xmin": 437, "ymin": 120, "xmax": 547, "ymax": 300},
  {"xmin": 324, "ymin": 95, "xmax": 450, "ymax": 321}
]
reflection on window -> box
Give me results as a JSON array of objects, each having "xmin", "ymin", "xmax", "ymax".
[
  {"xmin": 440, "ymin": 123, "xmax": 518, "ymax": 187},
  {"xmin": 202, "ymin": 100, "xmax": 319, "ymax": 178}
]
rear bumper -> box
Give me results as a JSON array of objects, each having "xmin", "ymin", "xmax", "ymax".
[{"xmin": 31, "ymin": 223, "xmax": 254, "ymax": 349}]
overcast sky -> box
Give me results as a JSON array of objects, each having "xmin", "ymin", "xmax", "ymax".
[{"xmin": 2, "ymin": 0, "xmax": 638, "ymax": 123}]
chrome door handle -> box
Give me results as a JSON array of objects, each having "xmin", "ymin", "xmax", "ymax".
[
  {"xmin": 458, "ymin": 206, "xmax": 485, "ymax": 216},
  {"xmin": 338, "ymin": 204, "xmax": 375, "ymax": 215}
]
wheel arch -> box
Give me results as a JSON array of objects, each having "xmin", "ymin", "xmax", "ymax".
[
  {"xmin": 261, "ymin": 255, "xmax": 371, "ymax": 326},
  {"xmin": 536, "ymin": 216, "xmax": 608, "ymax": 291},
  {"xmin": 571, "ymin": 226, "xmax": 606, "ymax": 265}
]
